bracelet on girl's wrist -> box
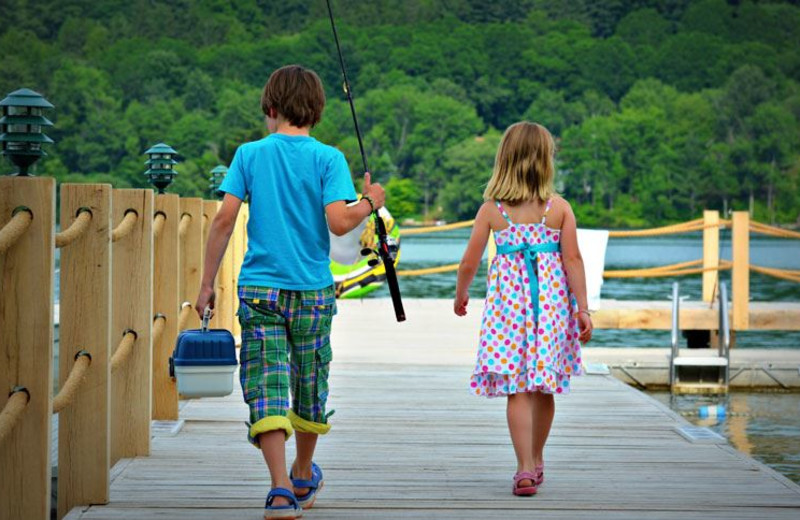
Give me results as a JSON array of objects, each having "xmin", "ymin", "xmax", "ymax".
[
  {"xmin": 361, "ymin": 194, "xmax": 375, "ymax": 212},
  {"xmin": 575, "ymin": 309, "xmax": 591, "ymax": 317}
]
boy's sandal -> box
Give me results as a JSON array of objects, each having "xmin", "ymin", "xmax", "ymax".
[
  {"xmin": 534, "ymin": 464, "xmax": 545, "ymax": 486},
  {"xmin": 290, "ymin": 462, "xmax": 324, "ymax": 510},
  {"xmin": 264, "ymin": 488, "xmax": 303, "ymax": 519},
  {"xmin": 512, "ymin": 471, "xmax": 538, "ymax": 496}
]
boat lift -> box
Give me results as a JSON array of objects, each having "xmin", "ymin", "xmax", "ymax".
[{"xmin": 669, "ymin": 282, "xmax": 731, "ymax": 394}]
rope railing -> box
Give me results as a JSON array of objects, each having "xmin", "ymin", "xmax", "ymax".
[
  {"xmin": 153, "ymin": 212, "xmax": 166, "ymax": 238},
  {"xmin": 56, "ymin": 207, "xmax": 93, "ymax": 248},
  {"xmin": 110, "ymin": 329, "xmax": 137, "ymax": 373},
  {"xmin": 178, "ymin": 213, "xmax": 192, "ymax": 238},
  {"xmin": 52, "ymin": 351, "xmax": 92, "ymax": 414},
  {"xmin": 0, "ymin": 387, "xmax": 30, "ymax": 446},
  {"xmin": 0, "ymin": 206, "xmax": 33, "ymax": 253},
  {"xmin": 111, "ymin": 210, "xmax": 138, "ymax": 242},
  {"xmin": 400, "ymin": 219, "xmax": 475, "ymax": 236},
  {"xmin": 604, "ymin": 260, "xmax": 732, "ymax": 279},
  {"xmin": 750, "ymin": 264, "xmax": 800, "ymax": 283},
  {"xmin": 152, "ymin": 313, "xmax": 166, "ymax": 345},
  {"xmin": 177, "ymin": 301, "xmax": 193, "ymax": 331},
  {"xmin": 397, "ymin": 262, "xmax": 460, "ymax": 276},
  {"xmin": 749, "ymin": 221, "xmax": 800, "ymax": 240}
]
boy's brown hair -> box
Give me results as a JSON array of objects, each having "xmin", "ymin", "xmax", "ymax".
[{"xmin": 261, "ymin": 65, "xmax": 326, "ymax": 128}]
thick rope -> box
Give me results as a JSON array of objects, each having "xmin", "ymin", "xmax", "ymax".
[
  {"xmin": 0, "ymin": 207, "xmax": 33, "ymax": 254},
  {"xmin": 749, "ymin": 221, "xmax": 800, "ymax": 240},
  {"xmin": 608, "ymin": 219, "xmax": 705, "ymax": 238},
  {"xmin": 153, "ymin": 212, "xmax": 166, "ymax": 239},
  {"xmin": 750, "ymin": 264, "xmax": 800, "ymax": 283},
  {"xmin": 397, "ymin": 262, "xmax": 461, "ymax": 276},
  {"xmin": 110, "ymin": 330, "xmax": 137, "ymax": 373},
  {"xmin": 152, "ymin": 314, "xmax": 166, "ymax": 345},
  {"xmin": 178, "ymin": 213, "xmax": 192, "ymax": 238},
  {"xmin": 178, "ymin": 302, "xmax": 193, "ymax": 331},
  {"xmin": 604, "ymin": 262, "xmax": 732, "ymax": 278},
  {"xmin": 0, "ymin": 388, "xmax": 30, "ymax": 446},
  {"xmin": 400, "ymin": 220, "xmax": 475, "ymax": 236},
  {"xmin": 52, "ymin": 351, "xmax": 92, "ymax": 414},
  {"xmin": 56, "ymin": 208, "xmax": 92, "ymax": 248},
  {"xmin": 111, "ymin": 210, "xmax": 138, "ymax": 242}
]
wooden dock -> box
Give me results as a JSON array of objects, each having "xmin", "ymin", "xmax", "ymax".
[{"xmin": 64, "ymin": 300, "xmax": 800, "ymax": 519}]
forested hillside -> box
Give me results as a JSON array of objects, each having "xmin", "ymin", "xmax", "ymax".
[{"xmin": 1, "ymin": 0, "xmax": 799, "ymax": 226}]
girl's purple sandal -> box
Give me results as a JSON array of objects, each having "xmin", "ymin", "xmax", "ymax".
[
  {"xmin": 535, "ymin": 464, "xmax": 545, "ymax": 486},
  {"xmin": 264, "ymin": 488, "xmax": 302, "ymax": 519},
  {"xmin": 290, "ymin": 462, "xmax": 324, "ymax": 510},
  {"xmin": 512, "ymin": 471, "xmax": 538, "ymax": 496}
]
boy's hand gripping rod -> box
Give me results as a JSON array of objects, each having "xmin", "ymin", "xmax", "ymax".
[{"xmin": 326, "ymin": 0, "xmax": 406, "ymax": 322}]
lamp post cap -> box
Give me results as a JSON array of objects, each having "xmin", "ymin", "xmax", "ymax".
[
  {"xmin": 0, "ymin": 88, "xmax": 54, "ymax": 109},
  {"xmin": 210, "ymin": 165, "xmax": 228, "ymax": 174},
  {"xmin": 144, "ymin": 142, "xmax": 178, "ymax": 155}
]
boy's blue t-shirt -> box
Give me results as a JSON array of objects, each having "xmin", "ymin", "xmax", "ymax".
[{"xmin": 219, "ymin": 133, "xmax": 357, "ymax": 290}]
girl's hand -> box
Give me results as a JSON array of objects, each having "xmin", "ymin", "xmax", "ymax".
[
  {"xmin": 454, "ymin": 291, "xmax": 469, "ymax": 316},
  {"xmin": 577, "ymin": 312, "xmax": 593, "ymax": 343},
  {"xmin": 195, "ymin": 284, "xmax": 216, "ymax": 320}
]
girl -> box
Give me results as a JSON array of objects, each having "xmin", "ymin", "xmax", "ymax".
[{"xmin": 454, "ymin": 121, "xmax": 592, "ymax": 496}]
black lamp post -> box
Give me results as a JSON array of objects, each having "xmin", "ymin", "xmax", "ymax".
[
  {"xmin": 209, "ymin": 165, "xmax": 227, "ymax": 200},
  {"xmin": 0, "ymin": 88, "xmax": 54, "ymax": 176},
  {"xmin": 144, "ymin": 143, "xmax": 179, "ymax": 194}
]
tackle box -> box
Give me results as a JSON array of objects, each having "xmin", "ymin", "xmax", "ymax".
[{"xmin": 169, "ymin": 308, "xmax": 236, "ymax": 398}]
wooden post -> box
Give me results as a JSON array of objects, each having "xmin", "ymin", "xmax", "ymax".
[
  {"xmin": 732, "ymin": 211, "xmax": 749, "ymax": 331},
  {"xmin": 111, "ymin": 189, "xmax": 153, "ymax": 464},
  {"xmin": 179, "ymin": 198, "xmax": 203, "ymax": 331},
  {"xmin": 702, "ymin": 210, "xmax": 720, "ymax": 304},
  {"xmin": 57, "ymin": 184, "xmax": 112, "ymax": 519},
  {"xmin": 231, "ymin": 204, "xmax": 247, "ymax": 340},
  {"xmin": 487, "ymin": 231, "xmax": 496, "ymax": 264},
  {"xmin": 152, "ymin": 194, "xmax": 179, "ymax": 421},
  {"xmin": 0, "ymin": 176, "xmax": 55, "ymax": 520},
  {"xmin": 217, "ymin": 211, "xmax": 234, "ymax": 333},
  {"xmin": 202, "ymin": 200, "xmax": 219, "ymax": 328}
]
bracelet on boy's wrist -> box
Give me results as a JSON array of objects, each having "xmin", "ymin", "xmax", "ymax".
[{"xmin": 361, "ymin": 194, "xmax": 375, "ymax": 212}]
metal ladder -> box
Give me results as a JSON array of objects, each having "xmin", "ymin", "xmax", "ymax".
[{"xmin": 669, "ymin": 282, "xmax": 731, "ymax": 394}]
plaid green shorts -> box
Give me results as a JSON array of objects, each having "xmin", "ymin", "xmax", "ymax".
[{"xmin": 237, "ymin": 285, "xmax": 336, "ymax": 446}]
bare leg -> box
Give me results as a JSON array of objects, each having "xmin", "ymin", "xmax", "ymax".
[
  {"xmin": 259, "ymin": 430, "xmax": 292, "ymax": 507},
  {"xmin": 291, "ymin": 431, "xmax": 318, "ymax": 496},
  {"xmin": 507, "ymin": 393, "xmax": 536, "ymax": 487},
  {"xmin": 531, "ymin": 391, "xmax": 555, "ymax": 467}
]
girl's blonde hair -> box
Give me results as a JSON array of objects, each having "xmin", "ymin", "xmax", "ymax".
[{"xmin": 483, "ymin": 122, "xmax": 555, "ymax": 205}]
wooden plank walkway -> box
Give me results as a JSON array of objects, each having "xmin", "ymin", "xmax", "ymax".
[{"xmin": 65, "ymin": 300, "xmax": 800, "ymax": 519}]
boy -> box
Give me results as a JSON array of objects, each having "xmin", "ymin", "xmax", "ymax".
[{"xmin": 196, "ymin": 64, "xmax": 385, "ymax": 519}]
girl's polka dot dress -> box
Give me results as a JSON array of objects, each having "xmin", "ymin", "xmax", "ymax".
[{"xmin": 470, "ymin": 200, "xmax": 583, "ymax": 397}]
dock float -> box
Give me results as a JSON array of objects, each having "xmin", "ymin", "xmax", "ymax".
[{"xmin": 64, "ymin": 300, "xmax": 800, "ymax": 519}]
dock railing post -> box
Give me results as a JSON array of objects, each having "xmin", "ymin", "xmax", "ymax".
[
  {"xmin": 152, "ymin": 194, "xmax": 179, "ymax": 421},
  {"xmin": 702, "ymin": 210, "xmax": 720, "ymax": 304},
  {"xmin": 57, "ymin": 184, "xmax": 112, "ymax": 519},
  {"xmin": 0, "ymin": 176, "xmax": 56, "ymax": 520},
  {"xmin": 110, "ymin": 189, "xmax": 153, "ymax": 464},
  {"xmin": 179, "ymin": 198, "xmax": 203, "ymax": 332},
  {"xmin": 732, "ymin": 211, "xmax": 750, "ymax": 331},
  {"xmin": 202, "ymin": 200, "xmax": 220, "ymax": 328},
  {"xmin": 231, "ymin": 203, "xmax": 247, "ymax": 341}
]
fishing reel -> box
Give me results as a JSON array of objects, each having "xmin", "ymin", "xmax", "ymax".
[{"xmin": 361, "ymin": 236, "xmax": 399, "ymax": 266}]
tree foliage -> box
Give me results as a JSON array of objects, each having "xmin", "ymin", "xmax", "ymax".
[{"xmin": 0, "ymin": 0, "xmax": 798, "ymax": 225}]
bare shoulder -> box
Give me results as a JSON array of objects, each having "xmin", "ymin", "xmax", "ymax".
[{"xmin": 478, "ymin": 200, "xmax": 508, "ymax": 231}]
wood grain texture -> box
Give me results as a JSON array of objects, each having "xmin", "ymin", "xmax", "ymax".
[
  {"xmin": 0, "ymin": 176, "xmax": 55, "ymax": 520},
  {"xmin": 58, "ymin": 184, "xmax": 112, "ymax": 519},
  {"xmin": 201, "ymin": 200, "xmax": 219, "ymax": 329},
  {"xmin": 732, "ymin": 211, "xmax": 750, "ymax": 331},
  {"xmin": 111, "ymin": 189, "xmax": 153, "ymax": 465},
  {"xmin": 152, "ymin": 194, "xmax": 179, "ymax": 421},
  {"xmin": 230, "ymin": 203, "xmax": 247, "ymax": 339},
  {"xmin": 179, "ymin": 198, "xmax": 202, "ymax": 331},
  {"xmin": 702, "ymin": 210, "xmax": 720, "ymax": 303}
]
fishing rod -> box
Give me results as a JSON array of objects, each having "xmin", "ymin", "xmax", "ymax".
[{"xmin": 326, "ymin": 0, "xmax": 406, "ymax": 322}]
